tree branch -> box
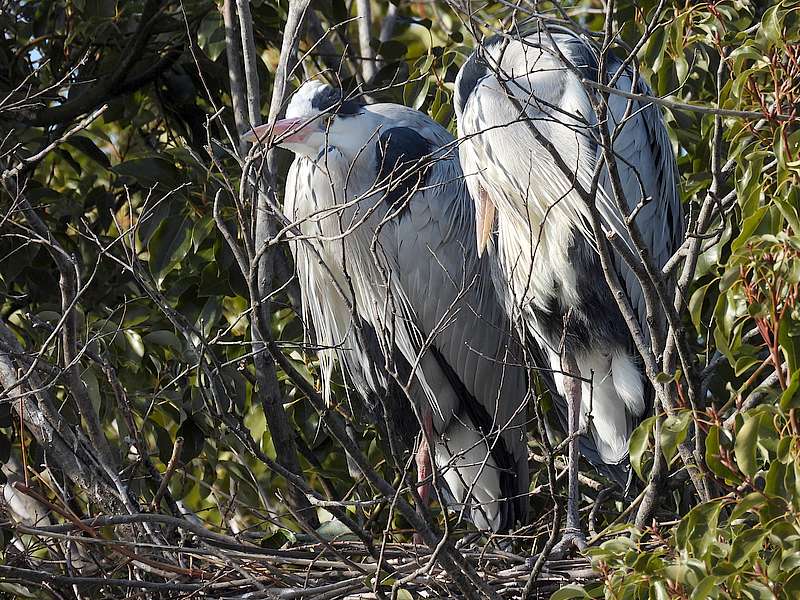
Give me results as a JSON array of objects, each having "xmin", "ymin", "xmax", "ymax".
[{"xmin": 30, "ymin": 0, "xmax": 163, "ymax": 126}]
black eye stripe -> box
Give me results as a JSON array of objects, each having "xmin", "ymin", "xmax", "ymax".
[
  {"xmin": 456, "ymin": 55, "xmax": 488, "ymax": 115},
  {"xmin": 310, "ymin": 86, "xmax": 363, "ymax": 116},
  {"xmin": 310, "ymin": 86, "xmax": 340, "ymax": 111}
]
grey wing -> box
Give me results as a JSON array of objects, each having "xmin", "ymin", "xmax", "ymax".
[
  {"xmin": 375, "ymin": 128, "xmax": 530, "ymax": 525},
  {"xmin": 553, "ymin": 33, "xmax": 683, "ymax": 342},
  {"xmin": 597, "ymin": 55, "xmax": 684, "ymax": 344}
]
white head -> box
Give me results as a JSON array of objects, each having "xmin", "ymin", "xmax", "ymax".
[{"xmin": 244, "ymin": 80, "xmax": 373, "ymax": 159}]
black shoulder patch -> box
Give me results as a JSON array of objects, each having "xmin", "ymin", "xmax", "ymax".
[
  {"xmin": 310, "ymin": 85, "xmax": 363, "ymax": 116},
  {"xmin": 375, "ymin": 127, "xmax": 434, "ymax": 211}
]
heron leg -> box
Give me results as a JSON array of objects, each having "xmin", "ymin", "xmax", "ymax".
[
  {"xmin": 552, "ymin": 350, "xmax": 587, "ymax": 557},
  {"xmin": 413, "ymin": 408, "xmax": 434, "ymax": 544}
]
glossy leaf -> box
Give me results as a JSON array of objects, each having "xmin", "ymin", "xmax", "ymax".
[{"xmin": 629, "ymin": 415, "xmax": 656, "ymax": 481}]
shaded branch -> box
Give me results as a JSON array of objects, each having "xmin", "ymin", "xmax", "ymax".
[{"xmin": 30, "ymin": 0, "xmax": 164, "ymax": 126}]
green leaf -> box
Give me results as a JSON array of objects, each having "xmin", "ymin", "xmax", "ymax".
[
  {"xmin": 660, "ymin": 410, "xmax": 692, "ymax": 465},
  {"xmin": 705, "ymin": 425, "xmax": 738, "ymax": 480},
  {"xmin": 83, "ymin": 366, "xmax": 102, "ymax": 414},
  {"xmin": 65, "ymin": 135, "xmax": 111, "ymax": 169},
  {"xmin": 259, "ymin": 528, "xmax": 296, "ymax": 549},
  {"xmin": 689, "ymin": 282, "xmax": 713, "ymax": 330},
  {"xmin": 655, "ymin": 371, "xmax": 676, "ymax": 384},
  {"xmin": 742, "ymin": 580, "xmax": 776, "ymax": 600},
  {"xmin": 147, "ymin": 213, "xmax": 194, "ymax": 285},
  {"xmin": 643, "ymin": 25, "xmax": 667, "ymax": 73},
  {"xmin": 784, "ymin": 571, "xmax": 800, "ymax": 596},
  {"xmin": 144, "ymin": 330, "xmax": 183, "ymax": 353},
  {"xmin": 112, "ymin": 157, "xmax": 180, "ymax": 190},
  {"xmin": 730, "ymin": 527, "xmax": 767, "ymax": 567},
  {"xmin": 732, "ymin": 206, "xmax": 769, "ymax": 253},
  {"xmin": 651, "ymin": 580, "xmax": 670, "ymax": 600},
  {"xmin": 411, "ymin": 77, "xmax": 430, "ymax": 111},
  {"xmin": 124, "ymin": 329, "xmax": 144, "ymax": 358},
  {"xmin": 629, "ymin": 415, "xmax": 657, "ymax": 481},
  {"xmin": 779, "ymin": 366, "xmax": 800, "ymax": 411},
  {"xmin": 314, "ymin": 519, "xmax": 360, "ymax": 541},
  {"xmin": 178, "ymin": 417, "xmax": 205, "ymax": 463},
  {"xmin": 675, "ymin": 500, "xmax": 723, "ymax": 555},
  {"xmin": 377, "ymin": 40, "xmax": 407, "ymax": 60},
  {"xmin": 774, "ymin": 196, "xmax": 800, "ymax": 235},
  {"xmin": 690, "ymin": 576, "xmax": 720, "ymax": 600},
  {"xmin": 55, "ymin": 147, "xmax": 81, "ymax": 175},
  {"xmin": 765, "ymin": 461, "xmax": 789, "ymax": 499},
  {"xmin": 711, "ymin": 560, "xmax": 738, "ymax": 577},
  {"xmin": 735, "ymin": 355, "xmax": 762, "ymax": 377},
  {"xmin": 735, "ymin": 413, "xmax": 761, "ymax": 478},
  {"xmin": 0, "ymin": 583, "xmax": 37, "ymax": 599},
  {"xmin": 759, "ymin": 6, "xmax": 782, "ymax": 45},
  {"xmin": 550, "ymin": 585, "xmax": 591, "ymax": 600},
  {"xmin": 154, "ymin": 425, "xmax": 174, "ymax": 464},
  {"xmin": 777, "ymin": 436, "xmax": 794, "ymax": 464},
  {"xmin": 330, "ymin": 0, "xmax": 348, "ymax": 25},
  {"xmin": 731, "ymin": 492, "xmax": 766, "ymax": 520},
  {"xmin": 196, "ymin": 296, "xmax": 222, "ymax": 337}
]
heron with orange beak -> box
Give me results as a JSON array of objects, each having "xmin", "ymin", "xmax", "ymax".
[{"xmin": 246, "ymin": 79, "xmax": 530, "ymax": 536}]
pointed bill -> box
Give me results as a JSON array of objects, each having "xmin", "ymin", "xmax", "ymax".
[
  {"xmin": 475, "ymin": 185, "xmax": 496, "ymax": 258},
  {"xmin": 242, "ymin": 118, "xmax": 306, "ymax": 144}
]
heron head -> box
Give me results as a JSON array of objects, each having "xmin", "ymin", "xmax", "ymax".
[{"xmin": 243, "ymin": 80, "xmax": 364, "ymax": 157}]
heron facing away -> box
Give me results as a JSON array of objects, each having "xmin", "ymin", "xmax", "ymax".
[
  {"xmin": 246, "ymin": 80, "xmax": 530, "ymax": 533},
  {"xmin": 454, "ymin": 30, "xmax": 684, "ymax": 543}
]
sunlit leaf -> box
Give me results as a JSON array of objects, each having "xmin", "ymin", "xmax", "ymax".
[{"xmin": 730, "ymin": 528, "xmax": 767, "ymax": 567}]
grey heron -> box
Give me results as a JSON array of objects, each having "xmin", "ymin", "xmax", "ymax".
[
  {"xmin": 454, "ymin": 30, "xmax": 684, "ymax": 546},
  {"xmin": 246, "ymin": 79, "xmax": 530, "ymax": 534}
]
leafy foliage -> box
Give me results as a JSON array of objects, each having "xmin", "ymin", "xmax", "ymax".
[{"xmin": 584, "ymin": 1, "xmax": 800, "ymax": 598}]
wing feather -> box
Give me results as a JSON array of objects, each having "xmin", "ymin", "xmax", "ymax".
[
  {"xmin": 379, "ymin": 133, "xmax": 529, "ymax": 476},
  {"xmin": 597, "ymin": 55, "xmax": 684, "ymax": 344}
]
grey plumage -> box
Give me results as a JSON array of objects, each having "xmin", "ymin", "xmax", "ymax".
[
  {"xmin": 455, "ymin": 28, "xmax": 684, "ymax": 477},
  {"xmin": 253, "ymin": 80, "xmax": 531, "ymax": 532}
]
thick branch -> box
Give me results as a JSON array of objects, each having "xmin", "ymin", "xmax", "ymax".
[
  {"xmin": 17, "ymin": 190, "xmax": 116, "ymax": 471},
  {"xmin": 222, "ymin": 0, "xmax": 250, "ymax": 156},
  {"xmin": 235, "ymin": 0, "xmax": 262, "ymax": 129},
  {"xmin": 30, "ymin": 0, "xmax": 163, "ymax": 126},
  {"xmin": 228, "ymin": 0, "xmax": 317, "ymax": 526},
  {"xmin": 0, "ymin": 321, "xmax": 121, "ymax": 513},
  {"xmin": 356, "ymin": 0, "xmax": 376, "ymax": 81}
]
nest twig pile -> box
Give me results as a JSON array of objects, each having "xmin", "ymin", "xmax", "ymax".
[{"xmin": 1, "ymin": 508, "xmax": 598, "ymax": 599}]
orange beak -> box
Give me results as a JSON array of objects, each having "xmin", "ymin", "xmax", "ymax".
[
  {"xmin": 475, "ymin": 185, "xmax": 496, "ymax": 258},
  {"xmin": 242, "ymin": 117, "xmax": 313, "ymax": 144}
]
